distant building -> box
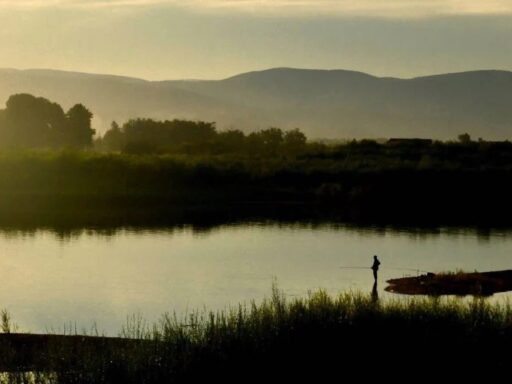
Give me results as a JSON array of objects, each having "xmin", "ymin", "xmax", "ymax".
[{"xmin": 386, "ymin": 138, "xmax": 433, "ymax": 146}]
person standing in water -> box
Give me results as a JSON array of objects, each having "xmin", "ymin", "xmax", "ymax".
[{"xmin": 371, "ymin": 255, "xmax": 381, "ymax": 282}]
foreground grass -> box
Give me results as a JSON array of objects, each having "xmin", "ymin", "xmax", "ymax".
[{"xmin": 1, "ymin": 287, "xmax": 511, "ymax": 383}]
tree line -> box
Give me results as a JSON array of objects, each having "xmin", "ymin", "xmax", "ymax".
[
  {"xmin": 0, "ymin": 94, "xmax": 94, "ymax": 148},
  {"xmin": 98, "ymin": 119, "xmax": 307, "ymax": 156},
  {"xmin": 1, "ymin": 93, "xmax": 510, "ymax": 161},
  {"xmin": 0, "ymin": 93, "xmax": 308, "ymax": 155}
]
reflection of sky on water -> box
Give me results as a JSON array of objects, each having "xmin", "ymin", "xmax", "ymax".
[{"xmin": 0, "ymin": 224, "xmax": 511, "ymax": 335}]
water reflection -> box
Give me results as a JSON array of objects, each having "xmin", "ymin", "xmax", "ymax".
[
  {"xmin": 0, "ymin": 222, "xmax": 511, "ymax": 243},
  {"xmin": 0, "ymin": 221, "xmax": 511, "ymax": 335},
  {"xmin": 371, "ymin": 282, "xmax": 379, "ymax": 303}
]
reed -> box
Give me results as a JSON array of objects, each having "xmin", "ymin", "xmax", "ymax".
[{"xmin": 1, "ymin": 286, "xmax": 511, "ymax": 383}]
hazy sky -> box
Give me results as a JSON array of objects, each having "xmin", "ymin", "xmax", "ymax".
[{"xmin": 1, "ymin": 0, "xmax": 511, "ymax": 80}]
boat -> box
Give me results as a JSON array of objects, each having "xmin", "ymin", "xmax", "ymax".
[{"xmin": 385, "ymin": 269, "xmax": 512, "ymax": 296}]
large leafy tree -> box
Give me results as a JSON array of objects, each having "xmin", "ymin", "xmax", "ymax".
[
  {"xmin": 101, "ymin": 121, "xmax": 124, "ymax": 151},
  {"xmin": 0, "ymin": 94, "xmax": 66, "ymax": 147},
  {"xmin": 65, "ymin": 103, "xmax": 95, "ymax": 148},
  {"xmin": 0, "ymin": 94, "xmax": 95, "ymax": 149}
]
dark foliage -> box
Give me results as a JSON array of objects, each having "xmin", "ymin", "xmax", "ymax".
[
  {"xmin": 0, "ymin": 94, "xmax": 95, "ymax": 149},
  {"xmin": 1, "ymin": 291, "xmax": 510, "ymax": 383},
  {"xmin": 0, "ymin": 143, "xmax": 511, "ymax": 226},
  {"xmin": 97, "ymin": 119, "xmax": 307, "ymax": 156},
  {"xmin": 1, "ymin": 93, "xmax": 512, "ymax": 226}
]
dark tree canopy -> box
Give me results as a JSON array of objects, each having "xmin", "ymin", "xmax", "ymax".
[
  {"xmin": 284, "ymin": 128, "xmax": 307, "ymax": 154},
  {"xmin": 0, "ymin": 93, "xmax": 309, "ymax": 156},
  {"xmin": 1, "ymin": 94, "xmax": 66, "ymax": 147},
  {"xmin": 98, "ymin": 118, "xmax": 309, "ymax": 156},
  {"xmin": 458, "ymin": 133, "xmax": 472, "ymax": 144},
  {"xmin": 0, "ymin": 94, "xmax": 95, "ymax": 149},
  {"xmin": 65, "ymin": 104, "xmax": 95, "ymax": 148},
  {"xmin": 122, "ymin": 118, "xmax": 217, "ymax": 152},
  {"xmin": 100, "ymin": 118, "xmax": 218, "ymax": 154},
  {"xmin": 101, "ymin": 121, "xmax": 124, "ymax": 151}
]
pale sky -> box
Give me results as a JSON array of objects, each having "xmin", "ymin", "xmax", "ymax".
[{"xmin": 0, "ymin": 0, "xmax": 511, "ymax": 79}]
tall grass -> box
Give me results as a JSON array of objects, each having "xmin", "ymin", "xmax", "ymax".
[
  {"xmin": 0, "ymin": 149, "xmax": 511, "ymax": 226},
  {"xmin": 1, "ymin": 287, "xmax": 511, "ymax": 383}
]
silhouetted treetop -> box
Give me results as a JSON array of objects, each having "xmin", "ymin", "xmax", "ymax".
[
  {"xmin": 458, "ymin": 133, "xmax": 472, "ymax": 144},
  {"xmin": 0, "ymin": 94, "xmax": 95, "ymax": 149},
  {"xmin": 2, "ymin": 94, "xmax": 66, "ymax": 147},
  {"xmin": 101, "ymin": 121, "xmax": 124, "ymax": 151},
  {"xmin": 98, "ymin": 118, "xmax": 308, "ymax": 156},
  {"xmin": 66, "ymin": 104, "xmax": 95, "ymax": 147}
]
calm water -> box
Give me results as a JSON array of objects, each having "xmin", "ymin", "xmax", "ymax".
[{"xmin": 0, "ymin": 224, "xmax": 511, "ymax": 335}]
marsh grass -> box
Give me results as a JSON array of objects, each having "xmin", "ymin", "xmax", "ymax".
[
  {"xmin": 0, "ymin": 311, "xmax": 17, "ymax": 334},
  {"xmin": 1, "ymin": 286, "xmax": 511, "ymax": 382},
  {"xmin": 0, "ymin": 149, "xmax": 510, "ymax": 227}
]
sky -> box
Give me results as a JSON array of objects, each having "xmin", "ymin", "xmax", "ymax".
[{"xmin": 0, "ymin": 0, "xmax": 511, "ymax": 80}]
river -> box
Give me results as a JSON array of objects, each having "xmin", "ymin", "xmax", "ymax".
[{"xmin": 0, "ymin": 223, "xmax": 510, "ymax": 334}]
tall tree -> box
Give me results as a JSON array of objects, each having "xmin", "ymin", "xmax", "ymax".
[
  {"xmin": 101, "ymin": 121, "xmax": 124, "ymax": 151},
  {"xmin": 284, "ymin": 128, "xmax": 307, "ymax": 154},
  {"xmin": 0, "ymin": 94, "xmax": 66, "ymax": 147},
  {"xmin": 66, "ymin": 104, "xmax": 95, "ymax": 148}
]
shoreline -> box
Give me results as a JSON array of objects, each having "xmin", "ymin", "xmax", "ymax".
[{"xmin": 1, "ymin": 290, "xmax": 511, "ymax": 380}]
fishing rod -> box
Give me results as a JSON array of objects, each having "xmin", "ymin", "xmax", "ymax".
[{"xmin": 339, "ymin": 266, "xmax": 432, "ymax": 274}]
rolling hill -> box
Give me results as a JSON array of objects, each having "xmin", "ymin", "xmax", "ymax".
[{"xmin": 0, "ymin": 67, "xmax": 511, "ymax": 139}]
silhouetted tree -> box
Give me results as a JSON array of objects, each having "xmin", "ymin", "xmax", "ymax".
[
  {"xmin": 0, "ymin": 94, "xmax": 96, "ymax": 149},
  {"xmin": 0, "ymin": 94, "xmax": 66, "ymax": 147},
  {"xmin": 101, "ymin": 121, "xmax": 125, "ymax": 151},
  {"xmin": 458, "ymin": 133, "xmax": 472, "ymax": 144},
  {"xmin": 283, "ymin": 128, "xmax": 307, "ymax": 154},
  {"xmin": 97, "ymin": 118, "xmax": 309, "ymax": 157},
  {"xmin": 259, "ymin": 127, "xmax": 284, "ymax": 148},
  {"xmin": 66, "ymin": 104, "xmax": 95, "ymax": 148},
  {"xmin": 215, "ymin": 129, "xmax": 246, "ymax": 153},
  {"xmin": 247, "ymin": 127, "xmax": 284, "ymax": 156},
  {"xmin": 120, "ymin": 118, "xmax": 217, "ymax": 153}
]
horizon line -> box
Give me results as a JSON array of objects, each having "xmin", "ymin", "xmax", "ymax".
[{"xmin": 1, "ymin": 66, "xmax": 511, "ymax": 83}]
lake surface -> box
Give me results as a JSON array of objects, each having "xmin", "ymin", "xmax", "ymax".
[{"xmin": 0, "ymin": 223, "xmax": 511, "ymax": 335}]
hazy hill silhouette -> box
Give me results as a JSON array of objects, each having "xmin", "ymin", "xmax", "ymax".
[{"xmin": 1, "ymin": 67, "xmax": 511, "ymax": 139}]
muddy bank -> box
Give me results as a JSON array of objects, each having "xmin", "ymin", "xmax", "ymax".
[{"xmin": 385, "ymin": 270, "xmax": 512, "ymax": 296}]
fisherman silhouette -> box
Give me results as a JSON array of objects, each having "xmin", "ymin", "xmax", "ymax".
[{"xmin": 371, "ymin": 255, "xmax": 381, "ymax": 282}]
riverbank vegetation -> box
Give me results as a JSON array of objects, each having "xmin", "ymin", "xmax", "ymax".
[
  {"xmin": 1, "ymin": 93, "xmax": 512, "ymax": 226},
  {"xmin": 0, "ymin": 145, "xmax": 511, "ymax": 226},
  {"xmin": 1, "ymin": 288, "xmax": 511, "ymax": 382}
]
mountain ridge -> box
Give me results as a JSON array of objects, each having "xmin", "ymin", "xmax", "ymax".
[
  {"xmin": 5, "ymin": 66, "xmax": 510, "ymax": 82},
  {"xmin": 0, "ymin": 67, "xmax": 511, "ymax": 139}
]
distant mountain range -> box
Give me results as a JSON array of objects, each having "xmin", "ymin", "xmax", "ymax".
[{"xmin": 0, "ymin": 67, "xmax": 511, "ymax": 139}]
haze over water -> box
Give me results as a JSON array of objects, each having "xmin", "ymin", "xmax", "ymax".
[{"xmin": 1, "ymin": 223, "xmax": 511, "ymax": 335}]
